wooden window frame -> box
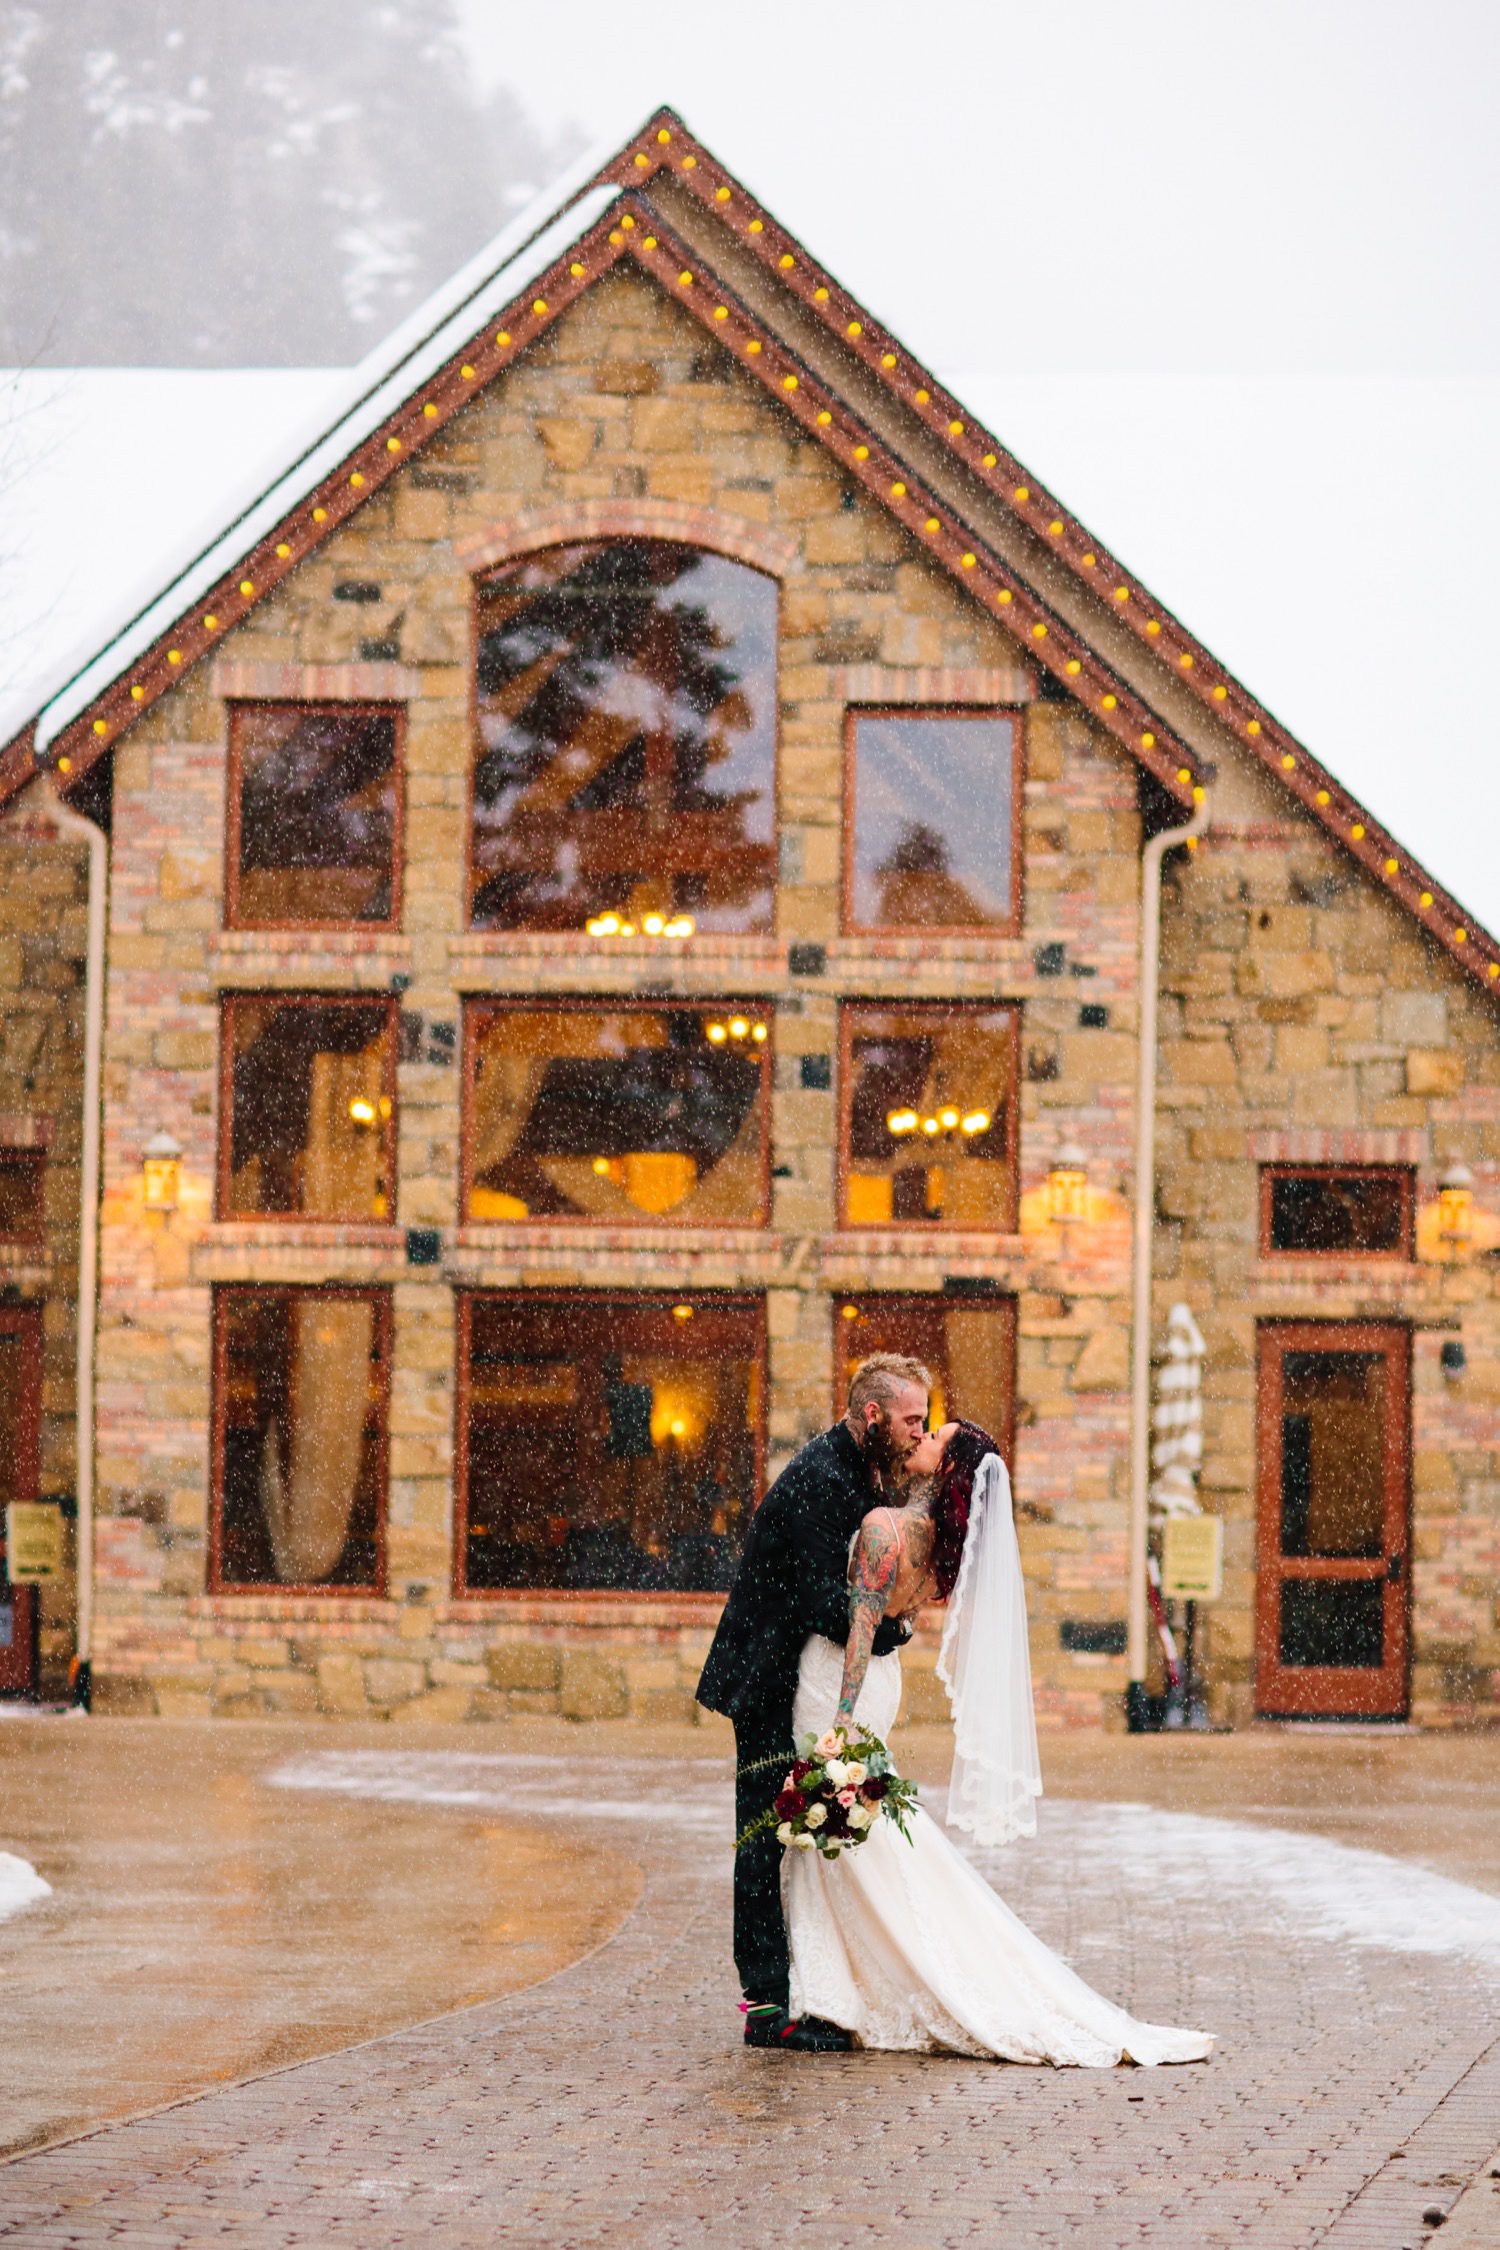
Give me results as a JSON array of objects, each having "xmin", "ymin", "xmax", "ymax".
[
  {"xmin": 841, "ymin": 704, "xmax": 1026, "ymax": 939},
  {"xmin": 1258, "ymin": 1164, "xmax": 1416, "ymax": 1261},
  {"xmin": 0, "ymin": 1149, "xmax": 46, "ymax": 1248},
  {"xmin": 208, "ymin": 1282, "xmax": 392, "ymax": 1598},
  {"xmin": 216, "ymin": 991, "xmax": 399, "ymax": 1226},
  {"xmin": 836, "ymin": 999, "xmax": 1022, "ymax": 1234},
  {"xmin": 831, "ymin": 1289, "xmax": 1018, "ymax": 1463},
  {"xmin": 465, "ymin": 539, "xmax": 782, "ymax": 938},
  {"xmin": 223, "ymin": 700, "xmax": 406, "ymax": 934},
  {"xmin": 461, "ymin": 996, "xmax": 775, "ymax": 1230},
  {"xmin": 452, "ymin": 1286, "xmax": 768, "ymax": 1602}
]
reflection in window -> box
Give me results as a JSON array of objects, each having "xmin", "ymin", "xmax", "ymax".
[
  {"xmin": 0, "ymin": 1152, "xmax": 44, "ymax": 1243},
  {"xmin": 847, "ymin": 710, "xmax": 1019, "ymax": 932},
  {"xmin": 471, "ymin": 540, "xmax": 777, "ymax": 932},
  {"xmin": 835, "ymin": 1293, "xmax": 1015, "ymax": 1450},
  {"xmin": 228, "ymin": 705, "xmax": 399, "ymax": 926},
  {"xmin": 841, "ymin": 1003, "xmax": 1018, "ymax": 1229},
  {"xmin": 459, "ymin": 1293, "xmax": 762, "ymax": 1592},
  {"xmin": 213, "ymin": 1287, "xmax": 387, "ymax": 1590},
  {"xmin": 466, "ymin": 1003, "xmax": 770, "ymax": 1225},
  {"xmin": 1279, "ymin": 1351, "xmax": 1387, "ymax": 1560},
  {"xmin": 1265, "ymin": 1167, "xmax": 1412, "ymax": 1256},
  {"xmin": 222, "ymin": 997, "xmax": 395, "ymax": 1221}
]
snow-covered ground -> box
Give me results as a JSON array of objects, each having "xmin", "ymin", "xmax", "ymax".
[{"xmin": 0, "ymin": 1849, "xmax": 51, "ymax": 1924}]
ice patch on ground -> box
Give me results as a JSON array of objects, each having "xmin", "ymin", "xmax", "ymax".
[
  {"xmin": 268, "ymin": 1751, "xmax": 1500, "ymax": 1977},
  {"xmin": 266, "ymin": 1748, "xmax": 725, "ymax": 1834},
  {"xmin": 0, "ymin": 1851, "xmax": 51, "ymax": 1924}
]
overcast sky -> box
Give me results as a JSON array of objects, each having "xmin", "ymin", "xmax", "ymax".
[{"xmin": 6, "ymin": 0, "xmax": 1498, "ymax": 928}]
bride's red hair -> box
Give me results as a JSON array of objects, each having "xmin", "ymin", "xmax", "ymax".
[{"xmin": 930, "ymin": 1419, "xmax": 1001, "ymax": 1601}]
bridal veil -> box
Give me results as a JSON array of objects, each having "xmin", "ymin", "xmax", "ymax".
[{"xmin": 934, "ymin": 1450, "xmax": 1043, "ymax": 1848}]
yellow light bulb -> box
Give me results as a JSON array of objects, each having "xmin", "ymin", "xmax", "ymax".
[
  {"xmin": 996, "ymin": 589, "xmax": 1012, "ymax": 604},
  {"xmin": 1114, "ymin": 586, "xmax": 1129, "ymax": 602},
  {"xmin": 961, "ymin": 1110, "xmax": 990, "ymax": 1135},
  {"xmin": 854, "ymin": 443, "xmax": 869, "ymax": 460},
  {"xmin": 1141, "ymin": 732, "xmax": 1156, "ymax": 749},
  {"xmin": 752, "ymin": 1022, "xmax": 768, "ymax": 1041},
  {"xmin": 914, "ymin": 388, "xmax": 930, "ymax": 404},
  {"xmin": 1420, "ymin": 891, "xmax": 1433, "ymax": 908},
  {"xmin": 496, "ymin": 332, "xmax": 510, "ymax": 347},
  {"xmin": 203, "ymin": 615, "xmax": 218, "ymax": 631},
  {"xmin": 881, "ymin": 352, "xmax": 896, "ymax": 368},
  {"xmin": 715, "ymin": 185, "xmax": 731, "ymax": 202},
  {"xmin": 1066, "ymin": 659, "xmax": 1081, "ymax": 676},
  {"xmin": 982, "ymin": 452, "xmax": 997, "ymax": 468},
  {"xmin": 349, "ymin": 471, "xmax": 364, "ymax": 487},
  {"xmin": 167, "ymin": 649, "xmax": 181, "ymax": 665},
  {"xmin": 275, "ymin": 540, "xmax": 292, "ymax": 557},
  {"xmin": 669, "ymin": 1418, "xmax": 687, "ymax": 1438},
  {"xmin": 461, "ymin": 364, "xmax": 476, "ymax": 379},
  {"xmin": 532, "ymin": 298, "xmax": 548, "ymax": 315},
  {"xmin": 847, "ymin": 321, "xmax": 862, "ymax": 338},
  {"xmin": 643, "ymin": 913, "xmax": 665, "ymax": 935},
  {"xmin": 57, "ymin": 755, "xmax": 72, "ymax": 772},
  {"xmin": 1082, "ymin": 552, "xmax": 1097, "ymax": 567},
  {"xmin": 922, "ymin": 1117, "xmax": 941, "ymax": 1137},
  {"xmin": 1031, "ymin": 623, "xmax": 1047, "ymax": 639},
  {"xmin": 348, "ymin": 1097, "xmax": 377, "ymax": 1125},
  {"xmin": 748, "ymin": 218, "xmax": 763, "ymax": 234},
  {"xmin": 678, "ymin": 270, "xmax": 693, "ymax": 286},
  {"xmin": 1281, "ymin": 753, "xmax": 1296, "ymax": 771},
  {"xmin": 672, "ymin": 1303, "xmax": 695, "ymax": 1321},
  {"xmin": 130, "ymin": 685, "xmax": 144, "ymax": 700},
  {"xmin": 1351, "ymin": 823, "xmax": 1366, "ymax": 840},
  {"xmin": 707, "ymin": 1023, "xmax": 728, "ymax": 1044},
  {"xmin": 593, "ymin": 1157, "xmax": 612, "ymax": 1176},
  {"xmin": 746, "ymin": 340, "xmax": 761, "ymax": 355},
  {"xmin": 714, "ymin": 305, "xmax": 729, "ymax": 321},
  {"xmin": 1385, "ymin": 858, "xmax": 1398, "ymax": 875},
  {"xmin": 924, "ymin": 517, "xmax": 940, "ymax": 533},
  {"xmin": 1316, "ymin": 789, "xmax": 1330, "ymax": 806},
  {"xmin": 841, "ymin": 1303, "xmax": 860, "ymax": 1320},
  {"xmin": 92, "ymin": 719, "xmax": 107, "ymax": 736},
  {"xmin": 729, "ymin": 1017, "xmax": 749, "ymax": 1039},
  {"xmin": 569, "ymin": 263, "xmax": 585, "ymax": 279},
  {"xmin": 239, "ymin": 579, "xmax": 254, "ymax": 597},
  {"xmin": 385, "ymin": 439, "xmax": 400, "ymax": 455},
  {"xmin": 938, "ymin": 1107, "xmax": 959, "ymax": 1130},
  {"xmin": 618, "ymin": 921, "xmax": 636, "ymax": 936},
  {"xmin": 656, "ymin": 127, "xmax": 672, "ymax": 143},
  {"xmin": 890, "ymin": 481, "xmax": 906, "ymax": 498},
  {"xmin": 817, "ymin": 410, "xmax": 832, "ymax": 426},
  {"xmin": 642, "ymin": 236, "xmax": 657, "ymax": 250},
  {"xmin": 814, "ymin": 287, "xmax": 828, "ymax": 302},
  {"xmin": 1456, "ymin": 928, "xmax": 1468, "ymax": 943},
  {"xmin": 779, "ymin": 253, "xmax": 795, "ymax": 270},
  {"xmin": 1213, "ymin": 683, "xmax": 1228, "ymax": 700},
  {"xmin": 1048, "ymin": 519, "xmax": 1063, "ymax": 536},
  {"xmin": 1103, "ymin": 694, "xmax": 1118, "ymax": 711},
  {"xmin": 782, "ymin": 374, "xmax": 798, "ymax": 390},
  {"xmin": 949, "ymin": 419, "xmax": 964, "ymax": 435},
  {"xmin": 312, "ymin": 507, "xmax": 327, "ymax": 523},
  {"xmin": 961, "ymin": 552, "xmax": 976, "ymax": 568},
  {"xmin": 1013, "ymin": 486, "xmax": 1030, "ymax": 502},
  {"xmin": 1177, "ymin": 766, "xmax": 1192, "ymax": 784},
  {"xmin": 1247, "ymin": 719, "xmax": 1261, "ymax": 736}
]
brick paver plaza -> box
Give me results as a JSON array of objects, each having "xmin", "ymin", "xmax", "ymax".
[{"xmin": 4, "ymin": 1743, "xmax": 1500, "ymax": 2247}]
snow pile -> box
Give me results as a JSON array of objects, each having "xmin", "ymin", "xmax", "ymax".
[{"xmin": 0, "ymin": 1851, "xmax": 51, "ymax": 1925}]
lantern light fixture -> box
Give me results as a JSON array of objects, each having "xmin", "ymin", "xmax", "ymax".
[
  {"xmin": 1046, "ymin": 1139, "xmax": 1089, "ymax": 1224},
  {"xmin": 142, "ymin": 1129, "xmax": 183, "ymax": 1212},
  {"xmin": 1438, "ymin": 1163, "xmax": 1475, "ymax": 1253}
]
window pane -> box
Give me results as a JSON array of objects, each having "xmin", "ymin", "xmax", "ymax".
[
  {"xmin": 848, "ymin": 711, "xmax": 1017, "ymax": 931},
  {"xmin": 0, "ymin": 1154, "xmax": 44, "ymax": 1243},
  {"xmin": 1267, "ymin": 1168, "xmax": 1408, "ymax": 1254},
  {"xmin": 835, "ymin": 1294, "xmax": 1015, "ymax": 1443},
  {"xmin": 230, "ymin": 706, "xmax": 398, "ymax": 926},
  {"xmin": 471, "ymin": 540, "xmax": 777, "ymax": 932},
  {"xmin": 842, "ymin": 1003, "xmax": 1017, "ymax": 1229},
  {"xmin": 467, "ymin": 1004, "xmax": 770, "ymax": 1225},
  {"xmin": 460, "ymin": 1293, "xmax": 762, "ymax": 1592},
  {"xmin": 1278, "ymin": 1580, "xmax": 1385, "ymax": 1669},
  {"xmin": 1279, "ymin": 1351, "xmax": 1386, "ymax": 1559},
  {"xmin": 215, "ymin": 1290, "xmax": 386, "ymax": 1589},
  {"xmin": 224, "ymin": 999, "xmax": 395, "ymax": 1220}
]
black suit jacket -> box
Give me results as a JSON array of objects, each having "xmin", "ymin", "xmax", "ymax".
[{"xmin": 697, "ymin": 1423, "xmax": 908, "ymax": 1723}]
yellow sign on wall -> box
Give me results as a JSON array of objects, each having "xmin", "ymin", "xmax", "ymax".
[
  {"xmin": 5, "ymin": 1503, "xmax": 64, "ymax": 1583},
  {"xmin": 1161, "ymin": 1514, "xmax": 1223, "ymax": 1602}
]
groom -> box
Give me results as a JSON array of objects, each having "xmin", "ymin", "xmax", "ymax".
[{"xmin": 697, "ymin": 1353, "xmax": 932, "ymax": 2052}]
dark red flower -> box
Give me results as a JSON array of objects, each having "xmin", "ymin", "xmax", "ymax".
[
  {"xmin": 774, "ymin": 1787, "xmax": 803, "ymax": 1822},
  {"xmin": 862, "ymin": 1775, "xmax": 889, "ymax": 1800},
  {"xmin": 823, "ymin": 1803, "xmax": 851, "ymax": 1838},
  {"xmin": 790, "ymin": 1760, "xmax": 812, "ymax": 1783}
]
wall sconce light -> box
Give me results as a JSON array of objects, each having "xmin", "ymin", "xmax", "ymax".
[
  {"xmin": 142, "ymin": 1129, "xmax": 183, "ymax": 1212},
  {"xmin": 1046, "ymin": 1139, "xmax": 1089, "ymax": 1224},
  {"xmin": 1440, "ymin": 1338, "xmax": 1467, "ymax": 1379},
  {"xmin": 1438, "ymin": 1163, "xmax": 1475, "ymax": 1256}
]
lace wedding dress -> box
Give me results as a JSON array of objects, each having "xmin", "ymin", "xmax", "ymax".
[{"xmin": 783, "ymin": 1634, "xmax": 1214, "ymax": 2065}]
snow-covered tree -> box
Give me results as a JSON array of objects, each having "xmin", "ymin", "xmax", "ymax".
[{"xmin": 0, "ymin": 2, "xmax": 578, "ymax": 365}]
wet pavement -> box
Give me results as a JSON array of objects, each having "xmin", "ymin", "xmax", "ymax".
[{"xmin": 3, "ymin": 1713, "xmax": 1500, "ymax": 2245}]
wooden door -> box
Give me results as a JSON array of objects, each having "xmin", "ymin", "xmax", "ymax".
[
  {"xmin": 1255, "ymin": 1322, "xmax": 1410, "ymax": 1718},
  {"xmin": 0, "ymin": 1305, "xmax": 42, "ymax": 1697}
]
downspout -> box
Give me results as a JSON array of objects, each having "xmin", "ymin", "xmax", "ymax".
[
  {"xmin": 1126, "ymin": 791, "xmax": 1209, "ymax": 1731},
  {"xmin": 36, "ymin": 777, "xmax": 108, "ymax": 1713}
]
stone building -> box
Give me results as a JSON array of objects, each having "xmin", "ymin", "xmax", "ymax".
[{"xmin": 1, "ymin": 110, "xmax": 1497, "ymax": 1730}]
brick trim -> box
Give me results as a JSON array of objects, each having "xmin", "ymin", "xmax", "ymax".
[
  {"xmin": 1249, "ymin": 1130, "xmax": 1427, "ymax": 1164},
  {"xmin": 834, "ymin": 664, "xmax": 1035, "ymax": 706},
  {"xmin": 211, "ymin": 660, "xmax": 422, "ymax": 702},
  {"xmin": 454, "ymin": 500, "xmax": 798, "ymax": 580}
]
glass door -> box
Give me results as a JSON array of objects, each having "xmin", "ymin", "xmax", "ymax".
[
  {"xmin": 1255, "ymin": 1322, "xmax": 1410, "ymax": 1717},
  {"xmin": 0, "ymin": 1306, "xmax": 42, "ymax": 1697}
]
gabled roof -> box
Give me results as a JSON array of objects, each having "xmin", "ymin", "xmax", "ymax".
[{"xmin": 3, "ymin": 106, "xmax": 1494, "ymax": 996}]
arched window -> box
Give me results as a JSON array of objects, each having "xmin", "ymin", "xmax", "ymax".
[{"xmin": 470, "ymin": 540, "xmax": 777, "ymax": 933}]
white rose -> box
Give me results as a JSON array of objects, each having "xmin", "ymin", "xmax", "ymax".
[
  {"xmin": 843, "ymin": 1761, "xmax": 867, "ymax": 1787},
  {"xmin": 823, "ymin": 1759, "xmax": 849, "ymax": 1789},
  {"xmin": 776, "ymin": 1822, "xmax": 794, "ymax": 1845},
  {"xmin": 847, "ymin": 1805, "xmax": 874, "ymax": 1831},
  {"xmin": 794, "ymin": 1832, "xmax": 816, "ymax": 1851},
  {"xmin": 804, "ymin": 1802, "xmax": 827, "ymax": 1829}
]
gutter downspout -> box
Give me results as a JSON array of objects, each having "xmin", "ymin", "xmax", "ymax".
[
  {"xmin": 1126, "ymin": 793, "xmax": 1209, "ymax": 1731},
  {"xmin": 37, "ymin": 778, "xmax": 107, "ymax": 1713}
]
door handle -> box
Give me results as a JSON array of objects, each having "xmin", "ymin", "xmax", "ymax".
[{"xmin": 1386, "ymin": 1551, "xmax": 1405, "ymax": 1584}]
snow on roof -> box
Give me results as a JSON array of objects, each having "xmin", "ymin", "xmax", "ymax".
[{"xmin": 7, "ymin": 125, "xmax": 631, "ymax": 752}]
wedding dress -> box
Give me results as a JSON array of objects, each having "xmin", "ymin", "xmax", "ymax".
[{"xmin": 781, "ymin": 1467, "xmax": 1214, "ymax": 2066}]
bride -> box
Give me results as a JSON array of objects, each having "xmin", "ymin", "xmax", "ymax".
[{"xmin": 783, "ymin": 1418, "xmax": 1214, "ymax": 2065}]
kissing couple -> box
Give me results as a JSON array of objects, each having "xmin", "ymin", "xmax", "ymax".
[{"xmin": 697, "ymin": 1352, "xmax": 1214, "ymax": 2064}]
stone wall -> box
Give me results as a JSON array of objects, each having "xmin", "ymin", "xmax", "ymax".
[
  {"xmin": 0, "ymin": 789, "xmax": 90, "ymax": 1694},
  {"xmin": 1157, "ymin": 751, "xmax": 1500, "ymax": 1726},
  {"xmin": 84, "ymin": 266, "xmax": 1150, "ymax": 1724}
]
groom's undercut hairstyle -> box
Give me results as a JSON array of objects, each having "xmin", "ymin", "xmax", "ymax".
[{"xmin": 847, "ymin": 1353, "xmax": 932, "ymax": 1422}]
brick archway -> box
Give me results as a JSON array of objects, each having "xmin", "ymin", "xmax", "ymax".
[{"xmin": 454, "ymin": 500, "xmax": 797, "ymax": 581}]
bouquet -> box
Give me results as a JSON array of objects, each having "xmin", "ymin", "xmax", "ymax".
[{"xmin": 742, "ymin": 1724, "xmax": 919, "ymax": 1861}]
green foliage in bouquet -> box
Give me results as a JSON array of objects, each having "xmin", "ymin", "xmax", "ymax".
[{"xmin": 738, "ymin": 1723, "xmax": 919, "ymax": 1861}]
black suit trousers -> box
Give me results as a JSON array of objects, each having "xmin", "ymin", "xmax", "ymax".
[{"xmin": 732, "ymin": 1703, "xmax": 796, "ymax": 2011}]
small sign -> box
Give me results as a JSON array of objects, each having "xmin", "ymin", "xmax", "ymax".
[
  {"xmin": 1161, "ymin": 1514, "xmax": 1223, "ymax": 1602},
  {"xmin": 5, "ymin": 1502, "xmax": 64, "ymax": 1583}
]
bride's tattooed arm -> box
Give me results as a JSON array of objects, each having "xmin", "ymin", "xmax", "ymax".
[{"xmin": 835, "ymin": 1514, "xmax": 900, "ymax": 1725}]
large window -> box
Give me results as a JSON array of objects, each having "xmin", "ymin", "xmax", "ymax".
[
  {"xmin": 0, "ymin": 1151, "xmax": 44, "ymax": 1245},
  {"xmin": 457, "ymin": 1292, "xmax": 763, "ymax": 1593},
  {"xmin": 226, "ymin": 704, "xmax": 401, "ymax": 928},
  {"xmin": 1261, "ymin": 1166, "xmax": 1413, "ymax": 1258},
  {"xmin": 220, "ymin": 996, "xmax": 396, "ymax": 1222},
  {"xmin": 835, "ymin": 1293, "xmax": 1016, "ymax": 1454},
  {"xmin": 464, "ymin": 1001, "xmax": 771, "ymax": 1226},
  {"xmin": 211, "ymin": 1286, "xmax": 389, "ymax": 1592},
  {"xmin": 470, "ymin": 540, "xmax": 777, "ymax": 932},
  {"xmin": 845, "ymin": 708, "xmax": 1021, "ymax": 934},
  {"xmin": 840, "ymin": 1002, "xmax": 1019, "ymax": 1229}
]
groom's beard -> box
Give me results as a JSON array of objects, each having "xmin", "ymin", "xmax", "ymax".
[{"xmin": 859, "ymin": 1413, "xmax": 905, "ymax": 1482}]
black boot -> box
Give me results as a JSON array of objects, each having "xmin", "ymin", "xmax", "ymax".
[{"xmin": 781, "ymin": 2014, "xmax": 855, "ymax": 2053}]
